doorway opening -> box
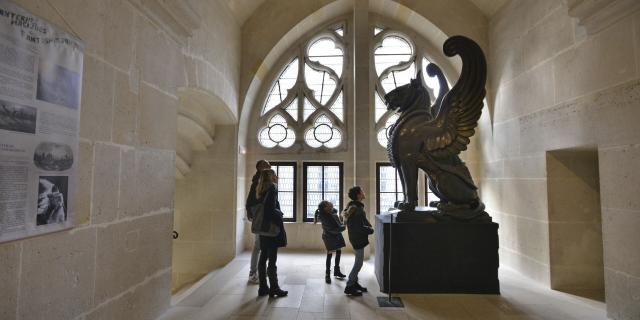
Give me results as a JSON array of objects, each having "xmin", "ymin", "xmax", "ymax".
[{"xmin": 546, "ymin": 149, "xmax": 605, "ymax": 301}]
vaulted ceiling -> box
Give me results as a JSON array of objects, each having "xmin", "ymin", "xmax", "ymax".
[{"xmin": 224, "ymin": 0, "xmax": 510, "ymax": 25}]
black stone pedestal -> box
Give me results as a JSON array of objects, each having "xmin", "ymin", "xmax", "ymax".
[{"xmin": 375, "ymin": 213, "xmax": 500, "ymax": 294}]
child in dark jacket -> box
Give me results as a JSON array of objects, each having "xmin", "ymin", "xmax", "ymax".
[
  {"xmin": 314, "ymin": 200, "xmax": 347, "ymax": 284},
  {"xmin": 342, "ymin": 186, "xmax": 374, "ymax": 296}
]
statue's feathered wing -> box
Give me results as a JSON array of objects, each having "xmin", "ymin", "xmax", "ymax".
[{"xmin": 420, "ymin": 36, "xmax": 487, "ymax": 158}]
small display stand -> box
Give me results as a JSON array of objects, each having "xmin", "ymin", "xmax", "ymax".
[{"xmin": 374, "ymin": 212, "xmax": 500, "ymax": 294}]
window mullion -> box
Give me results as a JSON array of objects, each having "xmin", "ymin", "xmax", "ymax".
[
  {"xmin": 321, "ymin": 165, "xmax": 325, "ymax": 201},
  {"xmin": 320, "ymin": 72, "xmax": 326, "ymax": 104}
]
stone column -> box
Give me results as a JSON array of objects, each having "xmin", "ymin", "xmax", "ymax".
[{"xmin": 352, "ymin": 0, "xmax": 374, "ymax": 212}]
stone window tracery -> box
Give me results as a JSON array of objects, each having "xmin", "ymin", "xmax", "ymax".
[
  {"xmin": 258, "ymin": 25, "xmax": 347, "ymax": 150},
  {"xmin": 372, "ymin": 27, "xmax": 447, "ymax": 148}
]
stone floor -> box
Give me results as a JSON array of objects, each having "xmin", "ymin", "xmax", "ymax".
[{"xmin": 159, "ymin": 251, "xmax": 608, "ymax": 320}]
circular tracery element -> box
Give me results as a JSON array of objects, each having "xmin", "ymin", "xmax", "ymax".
[
  {"xmin": 259, "ymin": 114, "xmax": 296, "ymax": 148},
  {"xmin": 313, "ymin": 123, "xmax": 333, "ymax": 143},
  {"xmin": 305, "ymin": 114, "xmax": 342, "ymax": 148},
  {"xmin": 268, "ymin": 124, "xmax": 288, "ymax": 143}
]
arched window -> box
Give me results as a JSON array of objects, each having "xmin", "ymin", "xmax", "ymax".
[
  {"xmin": 257, "ymin": 24, "xmax": 347, "ymax": 150},
  {"xmin": 372, "ymin": 27, "xmax": 447, "ymax": 148}
]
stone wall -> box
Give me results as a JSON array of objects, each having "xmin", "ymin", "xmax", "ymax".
[
  {"xmin": 481, "ymin": 0, "xmax": 640, "ymax": 318},
  {"xmin": 170, "ymin": 0, "xmax": 242, "ymax": 293},
  {"xmin": 173, "ymin": 125, "xmax": 238, "ymax": 291},
  {"xmin": 0, "ymin": 0, "xmax": 240, "ymax": 319}
]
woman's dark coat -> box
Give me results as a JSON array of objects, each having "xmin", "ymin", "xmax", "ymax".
[
  {"xmin": 317, "ymin": 211, "xmax": 346, "ymax": 251},
  {"xmin": 258, "ymin": 185, "xmax": 287, "ymax": 249},
  {"xmin": 344, "ymin": 200, "xmax": 374, "ymax": 250},
  {"xmin": 245, "ymin": 171, "xmax": 260, "ymax": 218}
]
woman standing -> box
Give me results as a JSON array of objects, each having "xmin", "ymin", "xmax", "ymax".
[
  {"xmin": 255, "ymin": 169, "xmax": 288, "ymax": 297},
  {"xmin": 314, "ymin": 200, "xmax": 347, "ymax": 284}
]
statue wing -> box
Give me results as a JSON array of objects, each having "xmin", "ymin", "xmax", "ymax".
[{"xmin": 421, "ymin": 36, "xmax": 487, "ymax": 158}]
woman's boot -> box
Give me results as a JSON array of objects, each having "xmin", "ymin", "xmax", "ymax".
[
  {"xmin": 333, "ymin": 266, "xmax": 346, "ymax": 279},
  {"xmin": 258, "ymin": 271, "xmax": 270, "ymax": 296},
  {"xmin": 267, "ymin": 267, "xmax": 288, "ymax": 297},
  {"xmin": 325, "ymin": 269, "xmax": 331, "ymax": 284}
]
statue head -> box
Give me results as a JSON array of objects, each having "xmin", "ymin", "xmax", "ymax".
[{"xmin": 383, "ymin": 71, "xmax": 428, "ymax": 113}]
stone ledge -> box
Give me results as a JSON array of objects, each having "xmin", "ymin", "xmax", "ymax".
[{"xmin": 567, "ymin": 0, "xmax": 640, "ymax": 35}]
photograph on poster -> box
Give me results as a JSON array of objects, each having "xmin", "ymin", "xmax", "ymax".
[
  {"xmin": 36, "ymin": 62, "xmax": 81, "ymax": 109},
  {"xmin": 36, "ymin": 176, "xmax": 68, "ymax": 226},
  {"xmin": 33, "ymin": 141, "xmax": 73, "ymax": 171},
  {"xmin": 0, "ymin": 100, "xmax": 37, "ymax": 134}
]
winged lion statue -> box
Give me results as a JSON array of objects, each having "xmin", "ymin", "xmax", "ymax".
[{"xmin": 384, "ymin": 35, "xmax": 490, "ymax": 222}]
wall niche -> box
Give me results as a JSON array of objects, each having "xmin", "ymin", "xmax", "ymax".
[{"xmin": 546, "ymin": 149, "xmax": 605, "ymax": 301}]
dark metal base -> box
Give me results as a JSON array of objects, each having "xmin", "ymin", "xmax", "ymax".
[{"xmin": 377, "ymin": 296, "xmax": 404, "ymax": 308}]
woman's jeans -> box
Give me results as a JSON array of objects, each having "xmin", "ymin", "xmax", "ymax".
[
  {"xmin": 250, "ymin": 235, "xmax": 260, "ymax": 274},
  {"xmin": 347, "ymin": 248, "xmax": 364, "ymax": 286}
]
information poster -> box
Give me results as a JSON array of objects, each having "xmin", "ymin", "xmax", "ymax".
[{"xmin": 0, "ymin": 0, "xmax": 84, "ymax": 243}]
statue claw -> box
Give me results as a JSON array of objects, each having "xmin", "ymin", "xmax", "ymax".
[{"xmin": 394, "ymin": 201, "xmax": 417, "ymax": 212}]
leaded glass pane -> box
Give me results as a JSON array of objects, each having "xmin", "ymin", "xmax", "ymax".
[
  {"xmin": 306, "ymin": 166, "xmax": 322, "ymax": 191},
  {"xmin": 377, "ymin": 129, "xmax": 388, "ymax": 148},
  {"xmin": 379, "ymin": 166, "xmax": 397, "ymax": 192},
  {"xmin": 324, "ymin": 166, "xmax": 340, "ymax": 192},
  {"xmin": 279, "ymin": 192, "xmax": 294, "ymax": 219},
  {"xmin": 315, "ymin": 115, "xmax": 331, "ymax": 125},
  {"xmin": 329, "ymin": 91, "xmax": 343, "ymax": 121},
  {"xmin": 335, "ymin": 27, "xmax": 344, "ymax": 37},
  {"xmin": 284, "ymin": 98, "xmax": 298, "ymax": 120},
  {"xmin": 275, "ymin": 166, "xmax": 294, "ymax": 191},
  {"xmin": 374, "ymin": 36, "xmax": 412, "ymax": 76},
  {"xmin": 263, "ymin": 58, "xmax": 299, "ymax": 115},
  {"xmin": 426, "ymin": 177, "xmax": 440, "ymax": 206},
  {"xmin": 273, "ymin": 164, "xmax": 295, "ymax": 219},
  {"xmin": 379, "ymin": 193, "xmax": 397, "ymax": 212},
  {"xmin": 308, "ymin": 38, "xmax": 343, "ymax": 77},
  {"xmin": 324, "ymin": 128, "xmax": 342, "ymax": 148},
  {"xmin": 324, "ymin": 192, "xmax": 340, "ymax": 213},
  {"xmin": 377, "ymin": 164, "xmax": 404, "ymax": 213},
  {"xmin": 304, "ymin": 129, "xmax": 322, "ymax": 148},
  {"xmin": 306, "ymin": 192, "xmax": 323, "ymax": 219},
  {"xmin": 380, "ymin": 63, "xmax": 415, "ymax": 93},
  {"xmin": 258, "ymin": 127, "xmax": 277, "ymax": 148},
  {"xmin": 279, "ymin": 128, "xmax": 296, "ymax": 147},
  {"xmin": 377, "ymin": 114, "xmax": 399, "ymax": 147},
  {"xmin": 374, "ymin": 27, "xmax": 383, "ymax": 35},
  {"xmin": 305, "ymin": 64, "xmax": 337, "ymax": 105},
  {"xmin": 320, "ymin": 75, "xmax": 337, "ymax": 105},
  {"xmin": 304, "ymin": 164, "xmax": 342, "ymax": 220},
  {"xmin": 305, "ymin": 63, "xmax": 324, "ymax": 93},
  {"xmin": 375, "ymin": 92, "xmax": 387, "ymax": 122},
  {"xmin": 303, "ymin": 97, "xmax": 315, "ymax": 121}
]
